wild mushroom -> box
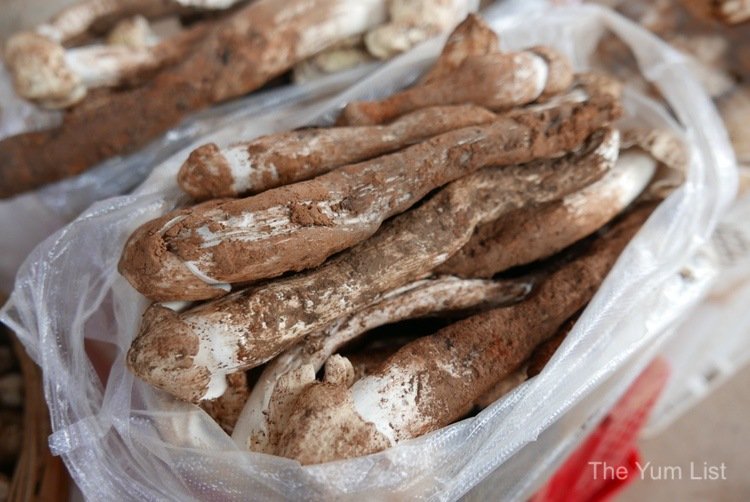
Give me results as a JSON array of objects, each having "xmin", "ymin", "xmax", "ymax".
[
  {"xmin": 437, "ymin": 144, "xmax": 657, "ymax": 277},
  {"xmin": 273, "ymin": 205, "xmax": 653, "ymax": 464},
  {"xmin": 364, "ymin": 0, "xmax": 475, "ymax": 60},
  {"xmin": 231, "ymin": 275, "xmax": 533, "ymax": 451},
  {"xmin": 125, "ymin": 126, "xmax": 618, "ymax": 402},
  {"xmin": 338, "ymin": 47, "xmax": 574, "ymax": 126},
  {"xmin": 0, "ymin": 0, "xmax": 389, "ymax": 197},
  {"xmin": 178, "ymin": 104, "xmax": 497, "ymax": 199},
  {"xmin": 2, "ymin": 0, "xmax": 233, "ymax": 108},
  {"xmin": 120, "ymin": 82, "xmax": 621, "ymax": 302}
]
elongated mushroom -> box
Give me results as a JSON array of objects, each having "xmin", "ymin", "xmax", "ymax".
[
  {"xmin": 48, "ymin": 23, "xmax": 208, "ymax": 107},
  {"xmin": 418, "ymin": 13, "xmax": 499, "ymax": 84},
  {"xmin": 292, "ymin": 36, "xmax": 374, "ymax": 84},
  {"xmin": 126, "ymin": 126, "xmax": 619, "ymax": 403},
  {"xmin": 718, "ymin": 86, "xmax": 750, "ymax": 164},
  {"xmin": 437, "ymin": 146, "xmax": 657, "ymax": 278},
  {"xmin": 120, "ymin": 85, "xmax": 621, "ymax": 302},
  {"xmin": 3, "ymin": 0, "xmax": 231, "ymax": 108},
  {"xmin": 273, "ymin": 204, "xmax": 653, "ymax": 464},
  {"xmin": 178, "ymin": 104, "xmax": 498, "ymax": 199},
  {"xmin": 0, "ymin": 0, "xmax": 389, "ymax": 197},
  {"xmin": 231, "ymin": 275, "xmax": 533, "ymax": 451},
  {"xmin": 338, "ymin": 47, "xmax": 574, "ymax": 126}
]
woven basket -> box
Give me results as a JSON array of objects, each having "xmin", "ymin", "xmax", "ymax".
[{"xmin": 0, "ymin": 295, "xmax": 69, "ymax": 501}]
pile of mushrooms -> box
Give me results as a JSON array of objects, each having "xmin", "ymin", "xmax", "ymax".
[{"xmin": 118, "ymin": 15, "xmax": 686, "ymax": 464}]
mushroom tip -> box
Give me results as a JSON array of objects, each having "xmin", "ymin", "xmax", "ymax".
[
  {"xmin": 339, "ymin": 101, "xmax": 381, "ymax": 126},
  {"xmin": 4, "ymin": 31, "xmax": 84, "ymax": 106},
  {"xmin": 127, "ymin": 304, "xmax": 213, "ymax": 403},
  {"xmin": 178, "ymin": 143, "xmax": 234, "ymax": 200},
  {"xmin": 118, "ymin": 212, "xmax": 227, "ymax": 302}
]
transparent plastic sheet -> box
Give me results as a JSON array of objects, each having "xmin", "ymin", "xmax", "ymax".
[
  {"xmin": 0, "ymin": 3, "xmax": 739, "ymax": 501},
  {"xmin": 0, "ymin": 62, "xmax": 379, "ymax": 292},
  {"xmin": 556, "ymin": 0, "xmax": 750, "ymax": 437},
  {"xmin": 644, "ymin": 185, "xmax": 750, "ymax": 436}
]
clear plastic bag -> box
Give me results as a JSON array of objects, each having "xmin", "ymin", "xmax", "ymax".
[
  {"xmin": 0, "ymin": 62, "xmax": 378, "ymax": 292},
  {"xmin": 0, "ymin": 3, "xmax": 738, "ymax": 500},
  {"xmin": 644, "ymin": 182, "xmax": 750, "ymax": 436}
]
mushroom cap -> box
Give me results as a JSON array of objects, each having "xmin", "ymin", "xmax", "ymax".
[{"xmin": 4, "ymin": 31, "xmax": 85, "ymax": 108}]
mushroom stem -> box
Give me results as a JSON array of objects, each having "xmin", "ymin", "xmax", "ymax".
[
  {"xmin": 125, "ymin": 126, "xmax": 618, "ymax": 403},
  {"xmin": 120, "ymin": 81, "xmax": 621, "ymax": 302},
  {"xmin": 437, "ymin": 146, "xmax": 657, "ymax": 278},
  {"xmin": 274, "ymin": 204, "xmax": 654, "ymax": 464},
  {"xmin": 232, "ymin": 275, "xmax": 533, "ymax": 451}
]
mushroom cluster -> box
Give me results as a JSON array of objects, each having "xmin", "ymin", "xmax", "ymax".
[{"xmin": 118, "ymin": 15, "xmax": 686, "ymax": 463}]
